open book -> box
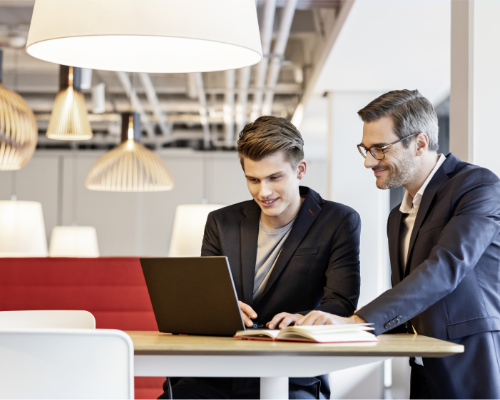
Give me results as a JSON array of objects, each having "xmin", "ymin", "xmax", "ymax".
[{"xmin": 234, "ymin": 324, "xmax": 378, "ymax": 343}]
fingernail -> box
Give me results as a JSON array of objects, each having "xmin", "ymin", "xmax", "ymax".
[
  {"xmin": 253, "ymin": 314, "xmax": 257, "ymax": 318},
  {"xmin": 279, "ymin": 324, "xmax": 283, "ymax": 328},
  {"xmin": 269, "ymin": 324, "xmax": 274, "ymax": 329}
]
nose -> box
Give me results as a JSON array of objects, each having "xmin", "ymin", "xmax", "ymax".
[
  {"xmin": 364, "ymin": 151, "xmax": 379, "ymax": 169},
  {"xmin": 259, "ymin": 181, "xmax": 273, "ymax": 198}
]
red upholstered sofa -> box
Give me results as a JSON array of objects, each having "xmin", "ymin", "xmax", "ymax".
[{"xmin": 0, "ymin": 257, "xmax": 164, "ymax": 399}]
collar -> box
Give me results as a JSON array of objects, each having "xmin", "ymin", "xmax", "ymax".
[{"xmin": 400, "ymin": 154, "xmax": 447, "ymax": 213}]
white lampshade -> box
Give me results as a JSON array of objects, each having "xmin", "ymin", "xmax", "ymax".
[
  {"xmin": 26, "ymin": 0, "xmax": 263, "ymax": 73},
  {"xmin": 169, "ymin": 204, "xmax": 225, "ymax": 257},
  {"xmin": 49, "ymin": 226, "xmax": 99, "ymax": 257},
  {"xmin": 0, "ymin": 201, "xmax": 48, "ymax": 257}
]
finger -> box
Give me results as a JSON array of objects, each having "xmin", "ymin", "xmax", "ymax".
[
  {"xmin": 267, "ymin": 313, "xmax": 288, "ymax": 329},
  {"xmin": 241, "ymin": 312, "xmax": 254, "ymax": 328},
  {"xmin": 279, "ymin": 314, "xmax": 299, "ymax": 329},
  {"xmin": 239, "ymin": 301, "xmax": 257, "ymax": 319},
  {"xmin": 297, "ymin": 312, "xmax": 321, "ymax": 326},
  {"xmin": 295, "ymin": 311, "xmax": 317, "ymax": 326},
  {"xmin": 313, "ymin": 315, "xmax": 329, "ymax": 325}
]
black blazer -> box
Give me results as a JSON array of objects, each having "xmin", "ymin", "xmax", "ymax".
[
  {"xmin": 202, "ymin": 186, "xmax": 361, "ymax": 322},
  {"xmin": 357, "ymin": 154, "xmax": 500, "ymax": 398},
  {"xmin": 202, "ymin": 186, "xmax": 361, "ymax": 396}
]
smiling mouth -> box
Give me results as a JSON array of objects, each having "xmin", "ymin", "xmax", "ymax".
[{"xmin": 260, "ymin": 198, "xmax": 279, "ymax": 207}]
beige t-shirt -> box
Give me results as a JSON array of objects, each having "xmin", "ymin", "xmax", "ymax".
[{"xmin": 253, "ymin": 219, "xmax": 294, "ymax": 302}]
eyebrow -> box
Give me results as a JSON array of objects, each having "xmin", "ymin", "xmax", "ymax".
[
  {"xmin": 245, "ymin": 171, "xmax": 284, "ymax": 180},
  {"xmin": 360, "ymin": 142, "xmax": 389, "ymax": 148}
]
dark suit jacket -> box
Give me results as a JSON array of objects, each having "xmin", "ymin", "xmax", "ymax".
[
  {"xmin": 202, "ymin": 186, "xmax": 361, "ymax": 396},
  {"xmin": 357, "ymin": 153, "xmax": 500, "ymax": 399}
]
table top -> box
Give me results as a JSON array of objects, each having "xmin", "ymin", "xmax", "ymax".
[{"xmin": 126, "ymin": 331, "xmax": 463, "ymax": 358}]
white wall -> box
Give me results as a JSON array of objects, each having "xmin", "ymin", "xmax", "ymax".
[{"xmin": 0, "ymin": 149, "xmax": 326, "ymax": 256}]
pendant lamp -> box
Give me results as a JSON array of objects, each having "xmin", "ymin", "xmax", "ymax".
[
  {"xmin": 85, "ymin": 112, "xmax": 174, "ymax": 191},
  {"xmin": 46, "ymin": 65, "xmax": 93, "ymax": 140},
  {"xmin": 0, "ymin": 201, "xmax": 48, "ymax": 257},
  {"xmin": 49, "ymin": 226, "xmax": 99, "ymax": 257},
  {"xmin": 169, "ymin": 204, "xmax": 225, "ymax": 256},
  {"xmin": 0, "ymin": 50, "xmax": 38, "ymax": 170},
  {"xmin": 26, "ymin": 0, "xmax": 262, "ymax": 73}
]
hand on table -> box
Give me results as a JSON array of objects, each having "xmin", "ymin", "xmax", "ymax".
[
  {"xmin": 266, "ymin": 312, "xmax": 304, "ymax": 329},
  {"xmin": 295, "ymin": 310, "xmax": 367, "ymax": 326},
  {"xmin": 239, "ymin": 301, "xmax": 258, "ymax": 328}
]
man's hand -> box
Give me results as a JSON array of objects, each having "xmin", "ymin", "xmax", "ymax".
[
  {"xmin": 266, "ymin": 312, "xmax": 304, "ymax": 329},
  {"xmin": 295, "ymin": 310, "xmax": 367, "ymax": 326},
  {"xmin": 239, "ymin": 301, "xmax": 258, "ymax": 328}
]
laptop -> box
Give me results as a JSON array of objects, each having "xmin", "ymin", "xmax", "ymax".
[{"xmin": 140, "ymin": 256, "xmax": 246, "ymax": 336}]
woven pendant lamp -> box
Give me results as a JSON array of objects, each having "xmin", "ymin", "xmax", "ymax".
[
  {"xmin": 46, "ymin": 65, "xmax": 92, "ymax": 140},
  {"xmin": 85, "ymin": 112, "xmax": 174, "ymax": 192},
  {"xmin": 0, "ymin": 50, "xmax": 38, "ymax": 170}
]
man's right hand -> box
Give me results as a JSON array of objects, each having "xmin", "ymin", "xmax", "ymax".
[{"xmin": 239, "ymin": 301, "xmax": 257, "ymax": 328}]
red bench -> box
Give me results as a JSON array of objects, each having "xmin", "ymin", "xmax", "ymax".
[{"xmin": 0, "ymin": 257, "xmax": 164, "ymax": 399}]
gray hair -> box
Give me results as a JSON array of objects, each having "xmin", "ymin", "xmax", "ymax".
[{"xmin": 357, "ymin": 89, "xmax": 439, "ymax": 152}]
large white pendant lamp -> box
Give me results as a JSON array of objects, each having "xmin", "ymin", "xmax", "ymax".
[
  {"xmin": 0, "ymin": 201, "xmax": 48, "ymax": 257},
  {"xmin": 49, "ymin": 226, "xmax": 99, "ymax": 257},
  {"xmin": 26, "ymin": 0, "xmax": 263, "ymax": 73},
  {"xmin": 169, "ymin": 204, "xmax": 224, "ymax": 256},
  {"xmin": 46, "ymin": 65, "xmax": 93, "ymax": 140},
  {"xmin": 85, "ymin": 112, "xmax": 174, "ymax": 192},
  {"xmin": 0, "ymin": 50, "xmax": 38, "ymax": 170}
]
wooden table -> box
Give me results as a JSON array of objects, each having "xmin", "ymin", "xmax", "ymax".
[{"xmin": 127, "ymin": 331, "xmax": 463, "ymax": 399}]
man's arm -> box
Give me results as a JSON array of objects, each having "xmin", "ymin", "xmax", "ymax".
[
  {"xmin": 201, "ymin": 212, "xmax": 222, "ymax": 256},
  {"xmin": 356, "ymin": 179, "xmax": 500, "ymax": 334},
  {"xmin": 201, "ymin": 211, "xmax": 258, "ymax": 327},
  {"xmin": 268, "ymin": 211, "xmax": 361, "ymax": 328}
]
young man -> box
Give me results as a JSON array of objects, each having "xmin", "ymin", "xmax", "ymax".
[
  {"xmin": 296, "ymin": 90, "xmax": 500, "ymax": 398},
  {"xmin": 160, "ymin": 116, "xmax": 361, "ymax": 399}
]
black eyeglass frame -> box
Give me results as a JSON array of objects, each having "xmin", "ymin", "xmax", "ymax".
[{"xmin": 357, "ymin": 133, "xmax": 420, "ymax": 160}]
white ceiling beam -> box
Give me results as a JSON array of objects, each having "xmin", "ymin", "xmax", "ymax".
[
  {"xmin": 115, "ymin": 71, "xmax": 154, "ymax": 137},
  {"xmin": 139, "ymin": 72, "xmax": 171, "ymax": 138},
  {"xmin": 262, "ymin": 0, "xmax": 298, "ymax": 115}
]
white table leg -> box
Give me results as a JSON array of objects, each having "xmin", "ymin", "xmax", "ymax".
[{"xmin": 260, "ymin": 377, "xmax": 288, "ymax": 399}]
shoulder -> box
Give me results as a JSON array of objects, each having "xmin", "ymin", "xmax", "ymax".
[
  {"xmin": 207, "ymin": 200, "xmax": 255, "ymax": 222},
  {"xmin": 320, "ymin": 200, "xmax": 361, "ymax": 226},
  {"xmin": 448, "ymin": 162, "xmax": 500, "ymax": 193}
]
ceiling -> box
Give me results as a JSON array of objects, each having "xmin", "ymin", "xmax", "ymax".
[{"xmin": 0, "ymin": 0, "xmax": 347, "ymax": 150}]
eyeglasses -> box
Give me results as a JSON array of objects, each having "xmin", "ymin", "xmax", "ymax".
[{"xmin": 357, "ymin": 133, "xmax": 419, "ymax": 160}]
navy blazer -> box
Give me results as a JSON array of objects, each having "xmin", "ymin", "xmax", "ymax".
[
  {"xmin": 357, "ymin": 154, "xmax": 500, "ymax": 398},
  {"xmin": 202, "ymin": 186, "xmax": 361, "ymax": 397}
]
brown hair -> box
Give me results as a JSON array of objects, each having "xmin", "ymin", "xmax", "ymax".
[
  {"xmin": 358, "ymin": 89, "xmax": 439, "ymax": 151},
  {"xmin": 237, "ymin": 116, "xmax": 304, "ymax": 169}
]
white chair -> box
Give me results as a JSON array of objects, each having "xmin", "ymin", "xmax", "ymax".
[
  {"xmin": 0, "ymin": 310, "xmax": 95, "ymax": 329},
  {"xmin": 0, "ymin": 329, "xmax": 134, "ymax": 399}
]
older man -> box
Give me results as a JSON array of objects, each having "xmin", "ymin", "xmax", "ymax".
[{"xmin": 297, "ymin": 90, "xmax": 500, "ymax": 399}]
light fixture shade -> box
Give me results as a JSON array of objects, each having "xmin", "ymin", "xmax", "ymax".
[
  {"xmin": 0, "ymin": 201, "xmax": 48, "ymax": 257},
  {"xmin": 49, "ymin": 226, "xmax": 99, "ymax": 257},
  {"xmin": 169, "ymin": 204, "xmax": 225, "ymax": 256},
  {"xmin": 26, "ymin": 0, "xmax": 262, "ymax": 73},
  {"xmin": 46, "ymin": 66, "xmax": 93, "ymax": 140},
  {"xmin": 85, "ymin": 112, "xmax": 174, "ymax": 192},
  {"xmin": 0, "ymin": 51, "xmax": 38, "ymax": 170}
]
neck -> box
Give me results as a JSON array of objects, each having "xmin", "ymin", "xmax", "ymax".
[
  {"xmin": 404, "ymin": 152, "xmax": 440, "ymax": 198},
  {"xmin": 261, "ymin": 191, "xmax": 303, "ymax": 229}
]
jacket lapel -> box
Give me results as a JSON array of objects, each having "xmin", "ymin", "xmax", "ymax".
[
  {"xmin": 240, "ymin": 202, "xmax": 260, "ymax": 306},
  {"xmin": 403, "ymin": 154, "xmax": 459, "ymax": 277},
  {"xmin": 388, "ymin": 210, "xmax": 404, "ymax": 284},
  {"xmin": 257, "ymin": 191, "xmax": 322, "ymax": 302}
]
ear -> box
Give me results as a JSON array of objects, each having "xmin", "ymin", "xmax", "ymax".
[
  {"xmin": 415, "ymin": 133, "xmax": 429, "ymax": 155},
  {"xmin": 296, "ymin": 159, "xmax": 307, "ymax": 180}
]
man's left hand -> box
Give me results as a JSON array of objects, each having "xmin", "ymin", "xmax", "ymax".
[
  {"xmin": 266, "ymin": 312, "xmax": 304, "ymax": 329},
  {"xmin": 295, "ymin": 310, "xmax": 366, "ymax": 326}
]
